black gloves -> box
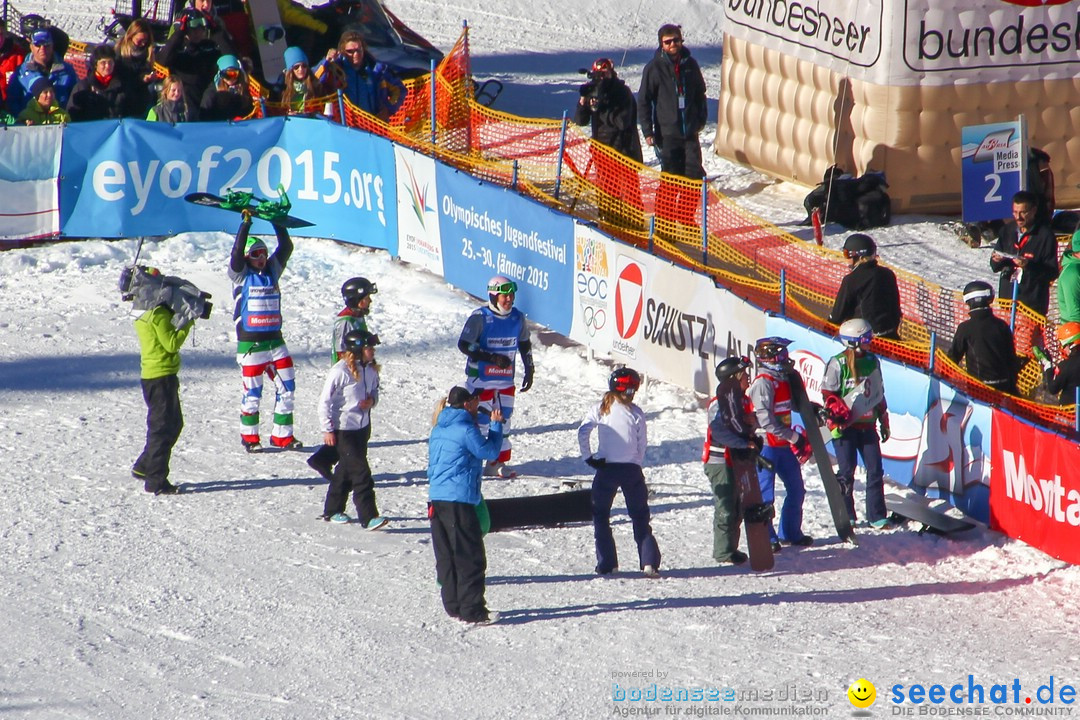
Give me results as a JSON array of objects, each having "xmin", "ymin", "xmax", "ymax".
[
  {"xmin": 467, "ymin": 350, "xmax": 512, "ymax": 369},
  {"xmin": 585, "ymin": 455, "xmax": 606, "ymax": 470},
  {"xmin": 521, "ymin": 364, "xmax": 534, "ymax": 392}
]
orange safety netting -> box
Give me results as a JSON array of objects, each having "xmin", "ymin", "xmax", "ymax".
[{"xmin": 64, "ymin": 30, "xmax": 1076, "ymax": 434}]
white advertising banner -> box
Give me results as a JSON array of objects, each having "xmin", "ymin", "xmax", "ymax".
[
  {"xmin": 721, "ymin": 0, "xmax": 1080, "ymax": 86},
  {"xmin": 393, "ymin": 146, "xmax": 443, "ymax": 276},
  {"xmin": 571, "ymin": 223, "xmax": 767, "ymax": 394},
  {"xmin": 0, "ymin": 125, "xmax": 61, "ymax": 241}
]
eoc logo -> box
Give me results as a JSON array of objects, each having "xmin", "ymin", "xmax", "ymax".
[
  {"xmin": 614, "ymin": 259, "xmax": 645, "ymax": 340},
  {"xmin": 998, "ymin": 0, "xmax": 1071, "ymax": 6}
]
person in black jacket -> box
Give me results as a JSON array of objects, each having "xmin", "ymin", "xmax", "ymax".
[
  {"xmin": 575, "ymin": 58, "xmax": 642, "ymax": 162},
  {"xmin": 66, "ymin": 44, "xmax": 127, "ymax": 121},
  {"xmin": 200, "ymin": 53, "xmax": 254, "ymax": 121},
  {"xmin": 947, "ymin": 280, "xmax": 1021, "ymax": 395},
  {"xmin": 827, "ymin": 233, "xmax": 903, "ymax": 340},
  {"xmin": 637, "ymin": 24, "xmax": 707, "ymax": 179},
  {"xmin": 990, "ymin": 190, "xmax": 1059, "ymax": 318},
  {"xmin": 158, "ymin": 7, "xmax": 233, "ymax": 112},
  {"xmin": 1043, "ymin": 322, "xmax": 1080, "ymax": 405}
]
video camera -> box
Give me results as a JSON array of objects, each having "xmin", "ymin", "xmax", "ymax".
[
  {"xmin": 119, "ymin": 265, "xmax": 212, "ymax": 330},
  {"xmin": 577, "ymin": 68, "xmax": 606, "ymax": 102}
]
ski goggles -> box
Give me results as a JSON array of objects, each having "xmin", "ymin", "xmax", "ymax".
[
  {"xmin": 222, "ymin": 67, "xmax": 241, "ymax": 80},
  {"xmin": 248, "ymin": 248, "xmax": 268, "ymax": 259},
  {"xmin": 489, "ymin": 280, "xmax": 517, "ymax": 295}
]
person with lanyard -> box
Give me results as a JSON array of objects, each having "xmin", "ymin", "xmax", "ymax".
[{"xmin": 990, "ymin": 190, "xmax": 1059, "ymax": 320}]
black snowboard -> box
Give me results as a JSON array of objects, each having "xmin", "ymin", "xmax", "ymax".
[
  {"xmin": 486, "ymin": 489, "xmax": 592, "ymax": 532},
  {"xmin": 730, "ymin": 451, "xmax": 774, "ymax": 571},
  {"xmin": 185, "ymin": 192, "xmax": 314, "ymax": 228},
  {"xmin": 787, "ymin": 368, "xmax": 858, "ymax": 545},
  {"xmin": 886, "ymin": 493, "xmax": 976, "ymax": 536}
]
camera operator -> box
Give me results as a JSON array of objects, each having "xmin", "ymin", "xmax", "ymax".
[
  {"xmin": 127, "ymin": 267, "xmax": 208, "ymax": 496},
  {"xmin": 573, "ymin": 58, "xmax": 642, "ymax": 163}
]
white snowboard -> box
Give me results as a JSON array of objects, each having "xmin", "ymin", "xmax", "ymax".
[{"xmin": 248, "ymin": 0, "xmax": 287, "ymax": 82}]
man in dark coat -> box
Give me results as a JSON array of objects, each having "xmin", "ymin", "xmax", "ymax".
[
  {"xmin": 637, "ymin": 24, "xmax": 707, "ymax": 179},
  {"xmin": 947, "ymin": 281, "xmax": 1020, "ymax": 395},
  {"xmin": 828, "ymin": 233, "xmax": 903, "ymax": 340},
  {"xmin": 574, "ymin": 58, "xmax": 642, "ymax": 162},
  {"xmin": 159, "ymin": 7, "xmax": 234, "ymax": 112},
  {"xmin": 990, "ymin": 190, "xmax": 1059, "ymax": 318}
]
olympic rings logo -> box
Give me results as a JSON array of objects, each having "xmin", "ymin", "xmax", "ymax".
[{"xmin": 582, "ymin": 305, "xmax": 607, "ymax": 336}]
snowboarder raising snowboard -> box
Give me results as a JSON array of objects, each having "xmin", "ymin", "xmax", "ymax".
[{"xmin": 228, "ymin": 209, "xmax": 302, "ymax": 452}]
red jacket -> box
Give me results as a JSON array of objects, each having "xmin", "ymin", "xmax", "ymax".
[{"xmin": 0, "ymin": 35, "xmax": 28, "ymax": 104}]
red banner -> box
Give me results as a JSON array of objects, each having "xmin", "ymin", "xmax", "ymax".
[{"xmin": 990, "ymin": 410, "xmax": 1080, "ymax": 564}]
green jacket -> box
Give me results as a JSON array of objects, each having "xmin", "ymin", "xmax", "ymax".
[
  {"xmin": 135, "ymin": 305, "xmax": 193, "ymax": 379},
  {"xmin": 15, "ymin": 99, "xmax": 70, "ymax": 126},
  {"xmin": 1058, "ymin": 250, "xmax": 1080, "ymax": 324}
]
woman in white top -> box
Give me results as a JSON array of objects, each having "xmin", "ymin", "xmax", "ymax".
[
  {"xmin": 318, "ymin": 329, "xmax": 386, "ymax": 529},
  {"xmin": 577, "ymin": 367, "xmax": 661, "ymax": 577}
]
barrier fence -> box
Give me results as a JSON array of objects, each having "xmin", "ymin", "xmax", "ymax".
[{"xmin": 61, "ymin": 28, "xmax": 1076, "ymax": 437}]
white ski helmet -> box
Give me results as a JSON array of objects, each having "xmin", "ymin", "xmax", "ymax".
[
  {"xmin": 838, "ymin": 318, "xmax": 873, "ymax": 348},
  {"xmin": 487, "ymin": 274, "xmax": 517, "ymax": 315}
]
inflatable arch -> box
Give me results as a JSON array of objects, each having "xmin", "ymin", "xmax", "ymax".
[{"xmin": 713, "ymin": 0, "xmax": 1080, "ymax": 214}]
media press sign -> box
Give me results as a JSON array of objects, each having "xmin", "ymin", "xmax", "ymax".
[{"xmin": 961, "ymin": 119, "xmax": 1026, "ymax": 223}]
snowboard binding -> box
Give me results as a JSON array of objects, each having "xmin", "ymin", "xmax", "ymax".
[
  {"xmin": 220, "ymin": 184, "xmax": 294, "ymax": 223},
  {"xmin": 744, "ymin": 502, "xmax": 775, "ymax": 524}
]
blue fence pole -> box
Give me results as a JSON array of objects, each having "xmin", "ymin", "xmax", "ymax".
[
  {"xmin": 701, "ymin": 180, "xmax": 709, "ymax": 265},
  {"xmin": 511, "ymin": 160, "xmax": 519, "ymax": 190},
  {"xmin": 928, "ymin": 332, "xmax": 937, "ymax": 374},
  {"xmin": 554, "ymin": 111, "xmax": 568, "ymax": 200},
  {"xmin": 429, "ymin": 58, "xmax": 437, "ymax": 146},
  {"xmin": 1009, "ymin": 279, "xmax": 1019, "ymax": 331},
  {"xmin": 336, "ymin": 89, "xmax": 346, "ymax": 126},
  {"xmin": 648, "ymin": 215, "xmax": 655, "ymax": 254},
  {"xmin": 779, "ymin": 269, "xmax": 786, "ymax": 317}
]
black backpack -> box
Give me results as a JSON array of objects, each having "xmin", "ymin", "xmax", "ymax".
[{"xmin": 804, "ymin": 166, "xmax": 891, "ymax": 230}]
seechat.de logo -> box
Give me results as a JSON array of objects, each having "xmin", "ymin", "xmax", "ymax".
[{"xmin": 614, "ymin": 260, "xmax": 645, "ymax": 340}]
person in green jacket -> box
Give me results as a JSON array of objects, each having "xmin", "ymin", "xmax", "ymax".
[
  {"xmin": 1058, "ymin": 231, "xmax": 1080, "ymax": 324},
  {"xmin": 15, "ymin": 76, "xmax": 70, "ymax": 125},
  {"xmin": 131, "ymin": 301, "xmax": 196, "ymax": 495}
]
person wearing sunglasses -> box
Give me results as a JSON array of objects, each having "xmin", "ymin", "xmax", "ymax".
[
  {"xmin": 314, "ymin": 30, "xmax": 405, "ymax": 120},
  {"xmin": 456, "ymin": 275, "xmax": 536, "ymax": 478},
  {"xmin": 276, "ymin": 45, "xmax": 327, "ymax": 115},
  {"xmin": 6, "ymin": 27, "xmax": 78, "ymax": 117},
  {"xmin": 200, "ymin": 53, "xmax": 254, "ymax": 121},
  {"xmin": 228, "ymin": 211, "xmax": 302, "ymax": 453},
  {"xmin": 636, "ymin": 24, "xmax": 707, "ymax": 180}
]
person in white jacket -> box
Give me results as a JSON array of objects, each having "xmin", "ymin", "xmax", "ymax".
[
  {"xmin": 577, "ymin": 367, "xmax": 661, "ymax": 578},
  {"xmin": 317, "ymin": 329, "xmax": 386, "ymax": 529}
]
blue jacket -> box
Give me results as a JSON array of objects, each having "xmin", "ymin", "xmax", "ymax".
[
  {"xmin": 7, "ymin": 57, "xmax": 79, "ymax": 116},
  {"xmin": 322, "ymin": 56, "xmax": 405, "ymax": 117},
  {"xmin": 427, "ymin": 407, "xmax": 503, "ymax": 505}
]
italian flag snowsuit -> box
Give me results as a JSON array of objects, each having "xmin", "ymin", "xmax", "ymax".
[
  {"xmin": 228, "ymin": 219, "xmax": 296, "ymax": 447},
  {"xmin": 458, "ymin": 306, "xmax": 533, "ymax": 465}
]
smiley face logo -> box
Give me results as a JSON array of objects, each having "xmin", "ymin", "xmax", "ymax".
[{"xmin": 847, "ymin": 678, "xmax": 876, "ymax": 708}]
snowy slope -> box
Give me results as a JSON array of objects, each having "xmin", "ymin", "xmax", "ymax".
[{"xmin": 2, "ymin": 2, "xmax": 1078, "ymax": 719}]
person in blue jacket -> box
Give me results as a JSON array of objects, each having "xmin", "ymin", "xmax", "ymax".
[
  {"xmin": 6, "ymin": 28, "xmax": 78, "ymax": 116},
  {"xmin": 314, "ymin": 30, "xmax": 405, "ymax": 119},
  {"xmin": 427, "ymin": 386, "xmax": 505, "ymax": 624}
]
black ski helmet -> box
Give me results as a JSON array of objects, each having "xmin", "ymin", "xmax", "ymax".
[
  {"xmin": 342, "ymin": 329, "xmax": 380, "ymax": 354},
  {"xmin": 962, "ymin": 280, "xmax": 994, "ymax": 309},
  {"xmin": 609, "ymin": 367, "xmax": 641, "ymax": 396},
  {"xmin": 341, "ymin": 277, "xmax": 377, "ymax": 309},
  {"xmin": 843, "ymin": 233, "xmax": 876, "ymax": 260},
  {"xmin": 715, "ymin": 355, "xmax": 751, "ymax": 381}
]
